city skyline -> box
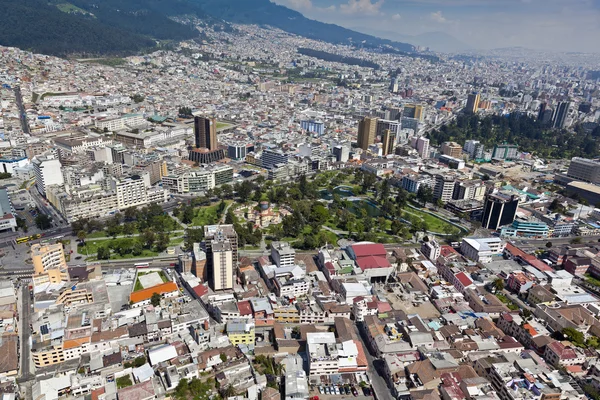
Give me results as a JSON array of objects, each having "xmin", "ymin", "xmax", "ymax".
[{"xmin": 274, "ymin": 0, "xmax": 600, "ymax": 53}]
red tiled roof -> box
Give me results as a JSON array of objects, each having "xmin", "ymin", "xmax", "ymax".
[
  {"xmin": 130, "ymin": 282, "xmax": 178, "ymax": 304},
  {"xmin": 377, "ymin": 302, "xmax": 392, "ymax": 313},
  {"xmin": 455, "ymin": 272, "xmax": 473, "ymax": 287},
  {"xmin": 441, "ymin": 245, "xmax": 459, "ymax": 257},
  {"xmin": 356, "ymin": 255, "xmax": 390, "ymax": 271},
  {"xmin": 237, "ymin": 300, "xmax": 253, "ymax": 316},
  {"xmin": 193, "ymin": 284, "xmax": 208, "ymax": 298},
  {"xmin": 351, "ymin": 243, "xmax": 387, "ymax": 258},
  {"xmin": 547, "ymin": 341, "xmax": 578, "ymax": 359}
]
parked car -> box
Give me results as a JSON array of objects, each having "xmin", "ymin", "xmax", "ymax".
[
  {"xmin": 351, "ymin": 387, "xmax": 358, "ymax": 397},
  {"xmin": 318, "ymin": 387, "xmax": 324, "ymax": 394}
]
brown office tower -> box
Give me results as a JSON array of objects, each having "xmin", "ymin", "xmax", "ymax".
[
  {"xmin": 357, "ymin": 117, "xmax": 378, "ymax": 150},
  {"xmin": 194, "ymin": 116, "xmax": 218, "ymax": 150},
  {"xmin": 382, "ymin": 129, "xmax": 396, "ymax": 156}
]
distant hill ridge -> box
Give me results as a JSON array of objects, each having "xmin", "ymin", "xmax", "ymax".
[{"xmin": 0, "ymin": 0, "xmax": 414, "ymax": 57}]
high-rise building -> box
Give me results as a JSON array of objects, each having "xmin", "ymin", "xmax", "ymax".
[
  {"xmin": 552, "ymin": 101, "xmax": 571, "ymax": 129},
  {"xmin": 492, "ymin": 144, "xmax": 519, "ymax": 161},
  {"xmin": 357, "ymin": 117, "xmax": 378, "ymax": 150},
  {"xmin": 433, "ymin": 174, "xmax": 455, "ymax": 203},
  {"xmin": 441, "ymin": 142, "xmax": 462, "ymax": 158},
  {"xmin": 211, "ymin": 240, "xmax": 234, "ymax": 290},
  {"xmin": 194, "ymin": 116, "xmax": 218, "ymax": 151},
  {"xmin": 31, "ymin": 243, "xmax": 69, "ymax": 285},
  {"xmin": 33, "ymin": 154, "xmax": 64, "ymax": 197},
  {"xmin": 389, "ymin": 77, "xmax": 399, "ymax": 93},
  {"xmin": 271, "ymin": 241, "xmax": 295, "ymax": 268},
  {"xmin": 301, "ymin": 120, "xmax": 325, "ymax": 135},
  {"xmin": 386, "ymin": 107, "xmax": 402, "ymax": 120},
  {"xmin": 204, "ymin": 225, "xmax": 238, "ymax": 265},
  {"xmin": 537, "ymin": 102, "xmax": 548, "ymax": 121},
  {"xmin": 376, "ymin": 119, "xmax": 401, "ymax": 145},
  {"xmin": 415, "ymin": 137, "xmax": 430, "ymax": 158},
  {"xmin": 464, "ymin": 140, "xmax": 485, "ymax": 159},
  {"xmin": 567, "ymin": 157, "xmax": 600, "ymax": 184},
  {"xmin": 332, "ymin": 146, "xmax": 350, "ymax": 162},
  {"xmin": 465, "ymin": 92, "xmax": 480, "ymax": 114},
  {"xmin": 382, "ymin": 130, "xmax": 396, "ymax": 156},
  {"xmin": 481, "ymin": 192, "xmax": 520, "ymax": 230},
  {"xmin": 403, "ymin": 104, "xmax": 423, "ymax": 122}
]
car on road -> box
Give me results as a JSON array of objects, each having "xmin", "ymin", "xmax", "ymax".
[
  {"xmin": 351, "ymin": 387, "xmax": 358, "ymax": 396},
  {"xmin": 362, "ymin": 387, "xmax": 372, "ymax": 396},
  {"xmin": 318, "ymin": 387, "xmax": 324, "ymax": 394}
]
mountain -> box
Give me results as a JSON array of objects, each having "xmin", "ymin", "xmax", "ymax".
[
  {"xmin": 0, "ymin": 0, "xmax": 414, "ymax": 57},
  {"xmin": 352, "ymin": 27, "xmax": 471, "ymax": 53},
  {"xmin": 189, "ymin": 0, "xmax": 414, "ymax": 52}
]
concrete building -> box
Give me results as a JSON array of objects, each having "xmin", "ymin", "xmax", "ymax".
[
  {"xmin": 211, "ymin": 240, "xmax": 234, "ymax": 291},
  {"xmin": 357, "ymin": 117, "xmax": 377, "ymax": 150},
  {"xmin": 194, "ymin": 116, "xmax": 218, "ymax": 151},
  {"xmin": 433, "ymin": 174, "xmax": 456, "ymax": 203},
  {"xmin": 421, "ymin": 240, "xmax": 441, "ymax": 261},
  {"xmin": 492, "ymin": 144, "xmax": 518, "ymax": 161},
  {"xmin": 465, "ymin": 92, "xmax": 480, "ymax": 114},
  {"xmin": 441, "ymin": 142, "xmax": 462, "ymax": 158},
  {"xmin": 33, "ymin": 154, "xmax": 64, "ymax": 197},
  {"xmin": 226, "ymin": 319, "xmax": 255, "ymax": 345},
  {"xmin": 482, "ymin": 192, "xmax": 520, "ymax": 230},
  {"xmin": 271, "ymin": 241, "xmax": 295, "ymax": 268},
  {"xmin": 567, "ymin": 158, "xmax": 600, "ymax": 184},
  {"xmin": 415, "ymin": 136, "xmax": 430, "ymax": 159},
  {"xmin": 460, "ymin": 237, "xmax": 505, "ymax": 264}
]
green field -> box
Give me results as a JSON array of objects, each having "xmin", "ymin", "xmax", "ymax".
[
  {"xmin": 216, "ymin": 122, "xmax": 234, "ymax": 131},
  {"xmin": 402, "ymin": 208, "xmax": 460, "ymax": 235},
  {"xmin": 191, "ymin": 201, "xmax": 230, "ymax": 226},
  {"xmin": 78, "ymin": 238, "xmax": 159, "ymax": 260}
]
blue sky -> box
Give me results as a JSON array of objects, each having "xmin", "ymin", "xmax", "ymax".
[{"xmin": 272, "ymin": 0, "xmax": 600, "ymax": 52}]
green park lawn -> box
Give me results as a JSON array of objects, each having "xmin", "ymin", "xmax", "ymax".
[
  {"xmin": 191, "ymin": 201, "xmax": 231, "ymax": 226},
  {"xmin": 402, "ymin": 208, "xmax": 460, "ymax": 235}
]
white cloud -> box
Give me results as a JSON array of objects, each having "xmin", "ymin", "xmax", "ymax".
[
  {"xmin": 288, "ymin": 0, "xmax": 313, "ymax": 9},
  {"xmin": 430, "ymin": 11, "xmax": 447, "ymax": 23},
  {"xmin": 391, "ymin": 13, "xmax": 402, "ymax": 20},
  {"xmin": 340, "ymin": 0, "xmax": 385, "ymax": 16}
]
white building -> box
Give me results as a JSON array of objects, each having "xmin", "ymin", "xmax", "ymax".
[
  {"xmin": 271, "ymin": 241, "xmax": 295, "ymax": 268},
  {"xmin": 460, "ymin": 237, "xmax": 505, "ymax": 264},
  {"xmin": 421, "ymin": 240, "xmax": 441, "ymax": 261},
  {"xmin": 33, "ymin": 154, "xmax": 64, "ymax": 197}
]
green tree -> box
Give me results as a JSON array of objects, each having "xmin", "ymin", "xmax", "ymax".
[
  {"xmin": 155, "ymin": 232, "xmax": 170, "ymax": 252},
  {"xmin": 35, "ymin": 214, "xmax": 52, "ymax": 230},
  {"xmin": 562, "ymin": 327, "xmax": 585, "ymax": 347},
  {"xmin": 77, "ymin": 230, "xmax": 87, "ymax": 243},
  {"xmin": 97, "ymin": 246, "xmax": 111, "ymax": 260},
  {"xmin": 16, "ymin": 217, "xmax": 28, "ymax": 232},
  {"xmin": 416, "ymin": 185, "xmax": 433, "ymax": 206},
  {"xmin": 493, "ymin": 278, "xmax": 505, "ymax": 292},
  {"xmin": 123, "ymin": 223, "xmax": 136, "ymax": 236},
  {"xmin": 545, "ymin": 241, "xmax": 553, "ymax": 248},
  {"xmin": 141, "ymin": 230, "xmax": 156, "ymax": 249},
  {"xmin": 150, "ymin": 292, "xmax": 161, "ymax": 307}
]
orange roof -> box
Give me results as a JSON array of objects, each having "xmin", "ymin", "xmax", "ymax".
[
  {"xmin": 130, "ymin": 282, "xmax": 178, "ymax": 304},
  {"xmin": 355, "ymin": 340, "xmax": 368, "ymax": 367},
  {"xmin": 63, "ymin": 336, "xmax": 91, "ymax": 350},
  {"xmin": 522, "ymin": 323, "xmax": 538, "ymax": 337}
]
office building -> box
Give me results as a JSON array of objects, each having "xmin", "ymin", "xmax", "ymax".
[
  {"xmin": 389, "ymin": 77, "xmax": 399, "ymax": 93},
  {"xmin": 194, "ymin": 116, "xmax": 218, "ymax": 151},
  {"xmin": 441, "ymin": 142, "xmax": 462, "ymax": 158},
  {"xmin": 460, "ymin": 237, "xmax": 505, "ymax": 264},
  {"xmin": 403, "ymin": 104, "xmax": 423, "ymax": 121},
  {"xmin": 332, "ymin": 145, "xmax": 350, "ymax": 162},
  {"xmin": 415, "ymin": 137, "xmax": 430, "ymax": 159},
  {"xmin": 0, "ymin": 188, "xmax": 16, "ymax": 232},
  {"xmin": 357, "ymin": 117, "xmax": 378, "ymax": 150},
  {"xmin": 465, "ymin": 92, "xmax": 480, "ymax": 114},
  {"xmin": 204, "ymin": 225, "xmax": 238, "ymax": 266},
  {"xmin": 227, "ymin": 143, "xmax": 254, "ymax": 160},
  {"xmin": 382, "ymin": 130, "xmax": 396, "ymax": 156},
  {"xmin": 481, "ymin": 192, "xmax": 520, "ymax": 230},
  {"xmin": 537, "ymin": 102, "xmax": 548, "ymax": 121},
  {"xmin": 567, "ymin": 157, "xmax": 600, "ymax": 184},
  {"xmin": 211, "ymin": 240, "xmax": 234, "ymax": 291},
  {"xmin": 492, "ymin": 144, "xmax": 518, "ymax": 161},
  {"xmin": 385, "ymin": 107, "xmax": 402, "ymax": 120},
  {"xmin": 271, "ymin": 241, "xmax": 295, "ymax": 268},
  {"xmin": 261, "ymin": 149, "xmax": 288, "ymax": 169},
  {"xmin": 32, "ymin": 243, "xmax": 69, "ymax": 285},
  {"xmin": 301, "ymin": 120, "xmax": 325, "ymax": 135},
  {"xmin": 421, "ymin": 240, "xmax": 441, "ymax": 261},
  {"xmin": 33, "ymin": 154, "xmax": 64, "ymax": 197},
  {"xmin": 433, "ymin": 174, "xmax": 455, "ymax": 203},
  {"xmin": 552, "ymin": 101, "xmax": 571, "ymax": 129}
]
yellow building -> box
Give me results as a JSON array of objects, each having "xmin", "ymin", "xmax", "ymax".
[
  {"xmin": 273, "ymin": 306, "xmax": 300, "ymax": 323},
  {"xmin": 31, "ymin": 243, "xmax": 69, "ymax": 284},
  {"xmin": 227, "ymin": 319, "xmax": 255, "ymax": 345},
  {"xmin": 357, "ymin": 117, "xmax": 378, "ymax": 150},
  {"xmin": 382, "ymin": 129, "xmax": 396, "ymax": 156},
  {"xmin": 32, "ymin": 342, "xmax": 65, "ymax": 368}
]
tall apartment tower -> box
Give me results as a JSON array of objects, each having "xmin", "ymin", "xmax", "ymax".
[
  {"xmin": 465, "ymin": 92, "xmax": 480, "ymax": 114},
  {"xmin": 211, "ymin": 240, "xmax": 234, "ymax": 290},
  {"xmin": 33, "ymin": 154, "xmax": 64, "ymax": 197},
  {"xmin": 204, "ymin": 225, "xmax": 238, "ymax": 265},
  {"xmin": 357, "ymin": 117, "xmax": 378, "ymax": 150},
  {"xmin": 552, "ymin": 101, "xmax": 571, "ymax": 129},
  {"xmin": 441, "ymin": 142, "xmax": 462, "ymax": 158},
  {"xmin": 194, "ymin": 116, "xmax": 218, "ymax": 151},
  {"xmin": 416, "ymin": 137, "xmax": 430, "ymax": 159},
  {"xmin": 403, "ymin": 104, "xmax": 423, "ymax": 122},
  {"xmin": 481, "ymin": 192, "xmax": 520, "ymax": 230},
  {"xmin": 382, "ymin": 130, "xmax": 396, "ymax": 156}
]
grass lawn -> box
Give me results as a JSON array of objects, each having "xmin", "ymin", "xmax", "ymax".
[
  {"xmin": 191, "ymin": 202, "xmax": 230, "ymax": 226},
  {"xmin": 403, "ymin": 208, "xmax": 460, "ymax": 234},
  {"xmin": 134, "ymin": 271, "xmax": 168, "ymax": 291},
  {"xmin": 168, "ymin": 238, "xmax": 184, "ymax": 246},
  {"xmin": 79, "ymin": 238, "xmax": 159, "ymax": 261},
  {"xmin": 216, "ymin": 122, "xmax": 234, "ymax": 131},
  {"xmin": 496, "ymin": 293, "xmax": 519, "ymax": 311},
  {"xmin": 586, "ymin": 274, "xmax": 600, "ymax": 287}
]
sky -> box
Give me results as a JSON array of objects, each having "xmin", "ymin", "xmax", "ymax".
[{"xmin": 272, "ymin": 0, "xmax": 600, "ymax": 53}]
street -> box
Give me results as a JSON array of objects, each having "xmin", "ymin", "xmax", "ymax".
[
  {"xmin": 14, "ymin": 86, "xmax": 30, "ymax": 134},
  {"xmin": 18, "ymin": 284, "xmax": 33, "ymax": 383},
  {"xmin": 353, "ymin": 324, "xmax": 393, "ymax": 400}
]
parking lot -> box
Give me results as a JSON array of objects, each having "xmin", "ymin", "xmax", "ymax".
[{"xmin": 311, "ymin": 384, "xmax": 374, "ymax": 400}]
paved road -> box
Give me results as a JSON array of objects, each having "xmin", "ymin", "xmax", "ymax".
[
  {"xmin": 353, "ymin": 324, "xmax": 393, "ymax": 400},
  {"xmin": 14, "ymin": 87, "xmax": 30, "ymax": 134},
  {"xmin": 18, "ymin": 285, "xmax": 33, "ymax": 383}
]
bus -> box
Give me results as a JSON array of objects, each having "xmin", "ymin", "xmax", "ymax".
[
  {"xmin": 15, "ymin": 234, "xmax": 41, "ymax": 244},
  {"xmin": 134, "ymin": 262, "xmax": 150, "ymax": 269}
]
